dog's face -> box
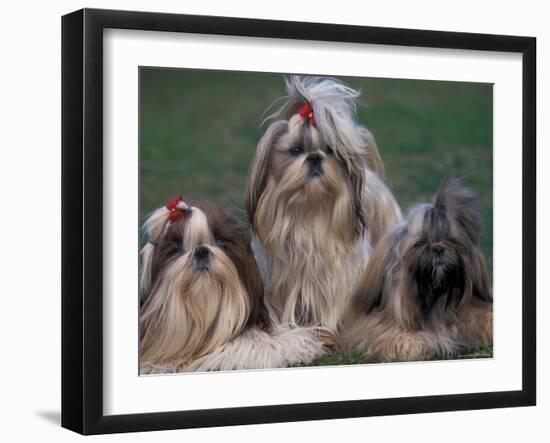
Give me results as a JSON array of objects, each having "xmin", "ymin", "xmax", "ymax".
[
  {"xmin": 246, "ymin": 77, "xmax": 373, "ymax": 247},
  {"xmin": 247, "ymin": 116, "xmax": 367, "ymax": 253},
  {"xmin": 139, "ymin": 198, "xmax": 269, "ymax": 367},
  {"xmin": 403, "ymin": 203, "xmax": 469, "ymax": 315},
  {"xmin": 248, "ymin": 117, "xmax": 365, "ymax": 254},
  {"xmin": 266, "ymin": 114, "xmax": 361, "ymax": 206},
  {"xmin": 400, "ymin": 180, "xmax": 493, "ymax": 318}
]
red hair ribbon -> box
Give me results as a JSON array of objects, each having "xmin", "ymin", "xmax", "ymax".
[
  {"xmin": 298, "ymin": 102, "xmax": 315, "ymax": 126},
  {"xmin": 166, "ymin": 195, "xmax": 186, "ymax": 222}
]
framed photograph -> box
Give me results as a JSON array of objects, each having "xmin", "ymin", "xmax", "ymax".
[{"xmin": 62, "ymin": 8, "xmax": 536, "ymax": 435}]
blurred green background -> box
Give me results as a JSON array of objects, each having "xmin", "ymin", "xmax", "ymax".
[{"xmin": 139, "ymin": 68, "xmax": 493, "ymax": 362}]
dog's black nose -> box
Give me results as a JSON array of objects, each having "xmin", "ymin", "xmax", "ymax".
[
  {"xmin": 307, "ymin": 153, "xmax": 323, "ymax": 176},
  {"xmin": 193, "ymin": 245, "xmax": 210, "ymax": 269},
  {"xmin": 431, "ymin": 245, "xmax": 445, "ymax": 256},
  {"xmin": 307, "ymin": 152, "xmax": 323, "ymax": 166},
  {"xmin": 194, "ymin": 245, "xmax": 210, "ymax": 260}
]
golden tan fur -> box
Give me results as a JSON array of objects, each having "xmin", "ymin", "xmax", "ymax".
[
  {"xmin": 141, "ymin": 247, "xmax": 250, "ymax": 367},
  {"xmin": 247, "ymin": 77, "xmax": 401, "ymax": 332},
  {"xmin": 139, "ymin": 199, "xmax": 326, "ymax": 373},
  {"xmin": 139, "ymin": 203, "xmax": 253, "ymax": 369}
]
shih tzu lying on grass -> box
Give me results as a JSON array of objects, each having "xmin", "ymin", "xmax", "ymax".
[
  {"xmin": 139, "ymin": 196, "xmax": 325, "ymax": 374},
  {"xmin": 338, "ymin": 179, "xmax": 493, "ymax": 361},
  {"xmin": 246, "ymin": 76, "xmax": 401, "ymax": 332}
]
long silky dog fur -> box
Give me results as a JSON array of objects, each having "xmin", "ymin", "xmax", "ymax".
[
  {"xmin": 338, "ymin": 179, "xmax": 493, "ymax": 361},
  {"xmin": 139, "ymin": 198, "xmax": 325, "ymax": 374},
  {"xmin": 247, "ymin": 76, "xmax": 401, "ymax": 332}
]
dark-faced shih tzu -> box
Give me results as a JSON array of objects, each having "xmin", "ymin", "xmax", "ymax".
[
  {"xmin": 338, "ymin": 179, "xmax": 493, "ymax": 361},
  {"xmin": 246, "ymin": 76, "xmax": 401, "ymax": 332},
  {"xmin": 139, "ymin": 196, "xmax": 325, "ymax": 374}
]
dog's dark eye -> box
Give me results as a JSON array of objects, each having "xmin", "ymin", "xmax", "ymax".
[
  {"xmin": 216, "ymin": 239, "xmax": 228, "ymax": 249},
  {"xmin": 326, "ymin": 145, "xmax": 334, "ymax": 155},
  {"xmin": 289, "ymin": 145, "xmax": 303, "ymax": 156},
  {"xmin": 159, "ymin": 239, "xmax": 185, "ymax": 255},
  {"xmin": 414, "ymin": 240, "xmax": 426, "ymax": 248}
]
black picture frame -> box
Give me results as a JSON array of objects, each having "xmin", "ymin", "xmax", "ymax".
[{"xmin": 61, "ymin": 8, "xmax": 536, "ymax": 435}]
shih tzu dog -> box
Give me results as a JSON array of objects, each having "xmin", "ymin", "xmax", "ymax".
[
  {"xmin": 246, "ymin": 76, "xmax": 401, "ymax": 332},
  {"xmin": 338, "ymin": 179, "xmax": 493, "ymax": 361},
  {"xmin": 139, "ymin": 196, "xmax": 325, "ymax": 374}
]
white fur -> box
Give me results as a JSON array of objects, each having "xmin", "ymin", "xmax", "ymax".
[{"xmin": 140, "ymin": 323, "xmax": 325, "ymax": 374}]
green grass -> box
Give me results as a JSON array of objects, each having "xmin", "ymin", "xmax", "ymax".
[
  {"xmin": 140, "ymin": 68, "xmax": 493, "ymax": 364},
  {"xmin": 300, "ymin": 346, "xmax": 493, "ymax": 367}
]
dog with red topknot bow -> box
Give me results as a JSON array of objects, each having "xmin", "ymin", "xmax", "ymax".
[
  {"xmin": 139, "ymin": 197, "xmax": 326, "ymax": 373},
  {"xmin": 246, "ymin": 76, "xmax": 401, "ymax": 332}
]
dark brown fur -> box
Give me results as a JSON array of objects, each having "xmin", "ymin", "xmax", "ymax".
[{"xmin": 338, "ymin": 178, "xmax": 493, "ymax": 361}]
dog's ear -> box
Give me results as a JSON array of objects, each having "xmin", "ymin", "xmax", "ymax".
[
  {"xmin": 234, "ymin": 235, "xmax": 272, "ymax": 332},
  {"xmin": 139, "ymin": 243, "xmax": 155, "ymax": 303},
  {"xmin": 139, "ymin": 207, "xmax": 171, "ymax": 303},
  {"xmin": 362, "ymin": 169, "xmax": 402, "ymax": 246},
  {"xmin": 470, "ymin": 249, "xmax": 493, "ymax": 303},
  {"xmin": 348, "ymin": 161, "xmax": 368, "ymax": 237},
  {"xmin": 357, "ymin": 126, "xmax": 385, "ymax": 178},
  {"xmin": 396, "ymin": 270, "xmax": 425, "ymax": 330},
  {"xmin": 242, "ymin": 256, "xmax": 272, "ymax": 332},
  {"xmin": 218, "ymin": 209, "xmax": 273, "ymax": 332},
  {"xmin": 246, "ymin": 121, "xmax": 287, "ymax": 226},
  {"xmin": 434, "ymin": 178, "xmax": 483, "ymax": 245},
  {"xmin": 351, "ymin": 229, "xmax": 396, "ymax": 315}
]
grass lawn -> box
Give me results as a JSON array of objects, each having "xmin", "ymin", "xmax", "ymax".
[{"xmin": 140, "ymin": 68, "xmax": 493, "ymax": 364}]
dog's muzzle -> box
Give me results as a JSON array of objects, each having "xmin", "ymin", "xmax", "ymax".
[
  {"xmin": 306, "ymin": 152, "xmax": 323, "ymax": 177},
  {"xmin": 193, "ymin": 245, "xmax": 211, "ymax": 271}
]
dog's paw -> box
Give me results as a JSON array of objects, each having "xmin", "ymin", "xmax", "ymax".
[{"xmin": 391, "ymin": 334, "xmax": 429, "ymax": 361}]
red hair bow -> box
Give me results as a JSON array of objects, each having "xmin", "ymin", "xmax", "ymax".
[
  {"xmin": 298, "ymin": 102, "xmax": 315, "ymax": 126},
  {"xmin": 166, "ymin": 195, "xmax": 186, "ymax": 222}
]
